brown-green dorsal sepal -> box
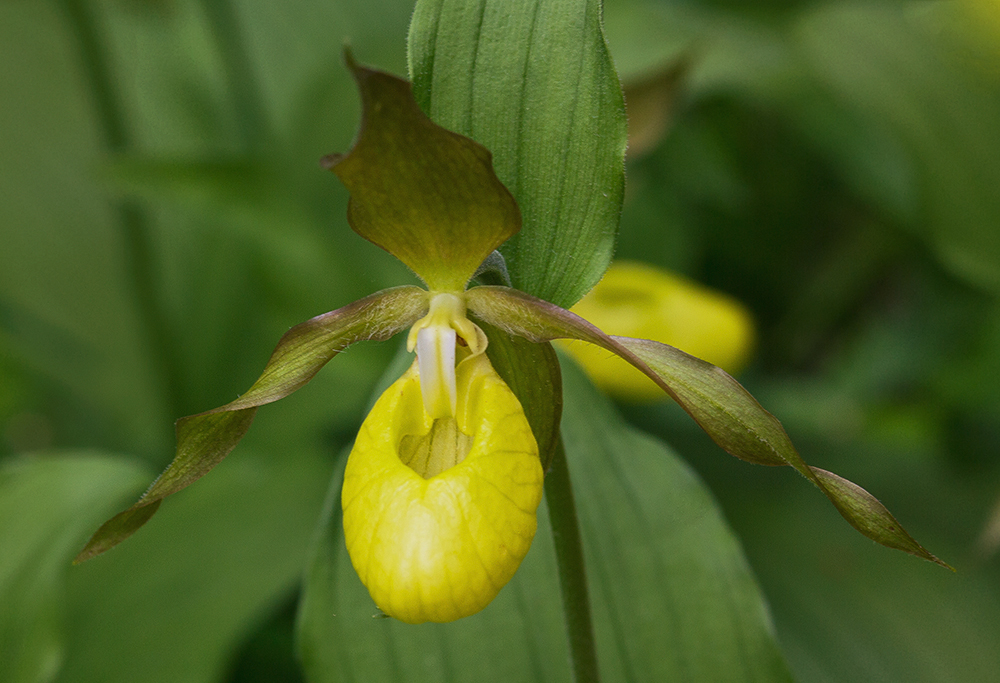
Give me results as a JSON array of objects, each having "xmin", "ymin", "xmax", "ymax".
[{"xmin": 323, "ymin": 51, "xmax": 521, "ymax": 292}]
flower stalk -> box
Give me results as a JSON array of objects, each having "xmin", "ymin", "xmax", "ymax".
[{"xmin": 546, "ymin": 439, "xmax": 600, "ymax": 683}]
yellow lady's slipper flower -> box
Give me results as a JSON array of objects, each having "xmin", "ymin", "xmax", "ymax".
[
  {"xmin": 342, "ymin": 348, "xmax": 542, "ymax": 624},
  {"xmin": 75, "ymin": 52, "xmax": 946, "ymax": 616},
  {"xmin": 563, "ymin": 260, "xmax": 754, "ymax": 402},
  {"xmin": 343, "ymin": 290, "xmax": 542, "ymax": 623}
]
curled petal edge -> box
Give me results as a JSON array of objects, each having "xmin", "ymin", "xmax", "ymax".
[
  {"xmin": 466, "ymin": 285, "xmax": 950, "ymax": 569},
  {"xmin": 74, "ymin": 285, "xmax": 428, "ymax": 563}
]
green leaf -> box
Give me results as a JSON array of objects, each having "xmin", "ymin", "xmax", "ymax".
[
  {"xmin": 466, "ymin": 285, "xmax": 948, "ymax": 567},
  {"xmin": 59, "ymin": 447, "xmax": 331, "ymax": 683},
  {"xmin": 295, "ymin": 358, "xmax": 791, "ymax": 682},
  {"xmin": 0, "ymin": 453, "xmax": 152, "ymax": 683},
  {"xmin": 560, "ymin": 358, "xmax": 794, "ymax": 682},
  {"xmin": 74, "ymin": 285, "xmax": 427, "ymax": 562},
  {"xmin": 324, "ymin": 53, "xmax": 521, "ymax": 292},
  {"xmin": 408, "ymin": 0, "xmax": 627, "ymax": 307},
  {"xmin": 795, "ymin": 3, "xmax": 1000, "ymax": 293},
  {"xmin": 478, "ymin": 320, "xmax": 562, "ymax": 471}
]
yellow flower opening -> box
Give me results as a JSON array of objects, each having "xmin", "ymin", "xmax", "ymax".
[{"xmin": 342, "ymin": 338, "xmax": 543, "ymax": 624}]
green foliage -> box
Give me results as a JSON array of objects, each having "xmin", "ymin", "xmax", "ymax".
[
  {"xmin": 0, "ymin": 454, "xmax": 151, "ymax": 683},
  {"xmin": 2, "ymin": 0, "xmax": 999, "ymax": 682}
]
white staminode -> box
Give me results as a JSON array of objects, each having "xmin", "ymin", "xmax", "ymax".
[
  {"xmin": 407, "ymin": 292, "xmax": 486, "ymax": 420},
  {"xmin": 417, "ymin": 323, "xmax": 457, "ymax": 419}
]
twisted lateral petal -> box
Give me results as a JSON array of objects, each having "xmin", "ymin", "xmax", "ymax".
[
  {"xmin": 466, "ymin": 285, "xmax": 948, "ymax": 568},
  {"xmin": 75, "ymin": 286, "xmax": 428, "ymax": 563},
  {"xmin": 342, "ymin": 354, "xmax": 543, "ymax": 624}
]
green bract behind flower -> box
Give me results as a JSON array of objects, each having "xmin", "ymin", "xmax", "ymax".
[{"xmin": 342, "ymin": 353, "xmax": 543, "ymax": 624}]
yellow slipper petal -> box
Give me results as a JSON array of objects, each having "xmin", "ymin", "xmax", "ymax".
[{"xmin": 342, "ymin": 353, "xmax": 543, "ymax": 624}]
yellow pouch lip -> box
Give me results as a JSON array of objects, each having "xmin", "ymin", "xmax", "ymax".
[{"xmin": 342, "ymin": 353, "xmax": 543, "ymax": 624}]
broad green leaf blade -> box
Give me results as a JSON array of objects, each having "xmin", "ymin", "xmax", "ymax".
[
  {"xmin": 60, "ymin": 447, "xmax": 331, "ymax": 683},
  {"xmin": 479, "ymin": 320, "xmax": 563, "ymax": 471},
  {"xmin": 296, "ymin": 360, "xmax": 792, "ymax": 682},
  {"xmin": 74, "ymin": 285, "xmax": 426, "ymax": 562},
  {"xmin": 560, "ymin": 359, "xmax": 793, "ymax": 682},
  {"xmin": 409, "ymin": 0, "xmax": 627, "ymax": 308},
  {"xmin": 0, "ymin": 453, "xmax": 152, "ymax": 683},
  {"xmin": 324, "ymin": 54, "xmax": 520, "ymax": 291},
  {"xmin": 466, "ymin": 285, "xmax": 947, "ymax": 567}
]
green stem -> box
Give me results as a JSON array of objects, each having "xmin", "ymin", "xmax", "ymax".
[
  {"xmin": 201, "ymin": 0, "xmax": 270, "ymax": 148},
  {"xmin": 58, "ymin": 0, "xmax": 184, "ymax": 421},
  {"xmin": 545, "ymin": 438, "xmax": 600, "ymax": 683}
]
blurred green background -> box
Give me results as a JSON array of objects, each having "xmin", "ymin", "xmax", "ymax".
[{"xmin": 2, "ymin": 0, "xmax": 1000, "ymax": 681}]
